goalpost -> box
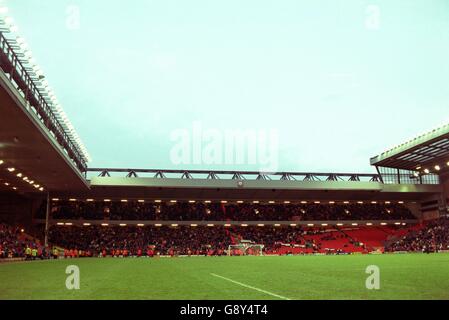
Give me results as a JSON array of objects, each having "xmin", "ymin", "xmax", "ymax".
[{"xmin": 228, "ymin": 240, "xmax": 264, "ymax": 256}]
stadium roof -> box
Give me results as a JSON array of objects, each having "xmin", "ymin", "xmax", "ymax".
[
  {"xmin": 370, "ymin": 122, "xmax": 449, "ymax": 174},
  {"xmin": 0, "ymin": 71, "xmax": 90, "ymax": 192},
  {"xmin": 0, "ymin": 14, "xmax": 90, "ymax": 167},
  {"xmin": 48, "ymin": 168, "xmax": 442, "ymax": 202}
]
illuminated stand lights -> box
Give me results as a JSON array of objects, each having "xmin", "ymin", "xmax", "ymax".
[
  {"xmin": 50, "ymin": 198, "xmax": 407, "ymax": 205},
  {"xmin": 49, "ymin": 199, "xmax": 410, "ymax": 227},
  {"xmin": 413, "ymin": 161, "xmax": 449, "ymax": 177},
  {"xmin": 0, "ymin": 3, "xmax": 91, "ymax": 164},
  {"xmin": 0, "ymin": 160, "xmax": 44, "ymax": 191}
]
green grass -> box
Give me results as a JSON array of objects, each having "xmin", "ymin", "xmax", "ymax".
[{"xmin": 1, "ymin": 253, "xmax": 449, "ymax": 300}]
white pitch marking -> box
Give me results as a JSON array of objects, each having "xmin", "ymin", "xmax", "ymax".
[{"xmin": 210, "ymin": 273, "xmax": 291, "ymax": 300}]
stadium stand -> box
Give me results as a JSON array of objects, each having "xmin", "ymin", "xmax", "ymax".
[
  {"xmin": 2, "ymin": 218, "xmax": 447, "ymax": 259},
  {"xmin": 0, "ymin": 223, "xmax": 46, "ymax": 259},
  {"xmin": 46, "ymin": 201, "xmax": 415, "ymax": 221},
  {"xmin": 48, "ymin": 225, "xmax": 231, "ymax": 257},
  {"xmin": 385, "ymin": 217, "xmax": 449, "ymax": 253},
  {"xmin": 44, "ymin": 223, "xmax": 429, "ymax": 257}
]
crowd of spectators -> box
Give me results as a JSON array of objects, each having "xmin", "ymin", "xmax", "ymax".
[
  {"xmin": 5, "ymin": 216, "xmax": 449, "ymax": 259},
  {"xmin": 48, "ymin": 225, "xmax": 231, "ymax": 256},
  {"xmin": 230, "ymin": 226, "xmax": 302, "ymax": 250},
  {"xmin": 47, "ymin": 225, "xmax": 363, "ymax": 256},
  {"xmin": 385, "ymin": 218, "xmax": 449, "ymax": 253},
  {"xmin": 47, "ymin": 201, "xmax": 415, "ymax": 221},
  {"xmin": 231, "ymin": 226, "xmax": 360, "ymax": 253},
  {"xmin": 0, "ymin": 223, "xmax": 46, "ymax": 259}
]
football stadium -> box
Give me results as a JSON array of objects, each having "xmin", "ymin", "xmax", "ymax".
[{"xmin": 1, "ymin": 1, "xmax": 449, "ymax": 303}]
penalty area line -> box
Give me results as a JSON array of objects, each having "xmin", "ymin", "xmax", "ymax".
[{"xmin": 210, "ymin": 273, "xmax": 291, "ymax": 300}]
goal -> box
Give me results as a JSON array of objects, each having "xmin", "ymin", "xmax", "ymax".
[{"xmin": 228, "ymin": 240, "xmax": 264, "ymax": 256}]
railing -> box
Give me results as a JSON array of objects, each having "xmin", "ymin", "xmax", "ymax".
[{"xmin": 0, "ymin": 31, "xmax": 87, "ymax": 172}]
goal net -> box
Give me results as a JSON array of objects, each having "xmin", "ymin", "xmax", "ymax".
[{"xmin": 228, "ymin": 240, "xmax": 264, "ymax": 256}]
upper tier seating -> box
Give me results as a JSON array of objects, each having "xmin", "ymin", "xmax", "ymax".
[{"xmin": 44, "ymin": 201, "xmax": 416, "ymax": 221}]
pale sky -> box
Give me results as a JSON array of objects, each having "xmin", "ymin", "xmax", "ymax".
[{"xmin": 4, "ymin": 0, "xmax": 449, "ymax": 173}]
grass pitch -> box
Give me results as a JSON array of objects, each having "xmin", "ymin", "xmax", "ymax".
[{"xmin": 1, "ymin": 254, "xmax": 449, "ymax": 300}]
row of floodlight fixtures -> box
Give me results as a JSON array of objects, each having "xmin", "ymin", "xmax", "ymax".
[
  {"xmin": 0, "ymin": 159, "xmax": 44, "ymax": 191},
  {"xmin": 55, "ymin": 222, "xmax": 408, "ymax": 227},
  {"xmin": 383, "ymin": 121, "xmax": 449, "ymax": 156},
  {"xmin": 51, "ymin": 198, "xmax": 405, "ymax": 205},
  {"xmin": 0, "ymin": 5, "xmax": 91, "ymax": 163},
  {"xmin": 413, "ymin": 161, "xmax": 449, "ymax": 177}
]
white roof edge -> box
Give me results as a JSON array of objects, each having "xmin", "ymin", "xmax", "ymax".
[{"xmin": 372, "ymin": 121, "xmax": 449, "ymax": 164}]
